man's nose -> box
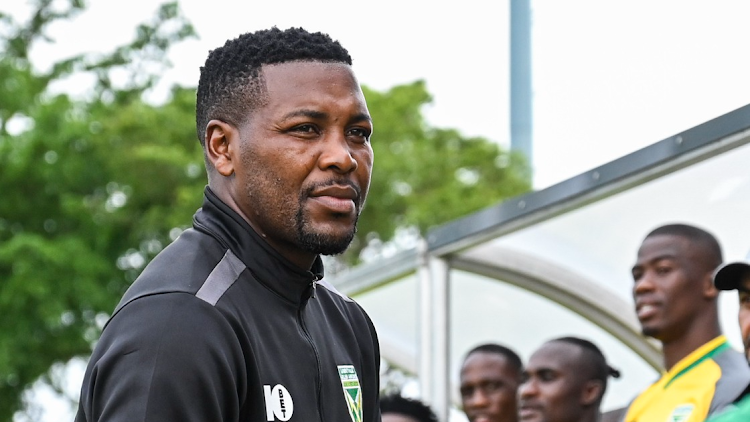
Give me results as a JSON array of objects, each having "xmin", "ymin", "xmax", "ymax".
[
  {"xmin": 518, "ymin": 380, "xmax": 537, "ymax": 399},
  {"xmin": 318, "ymin": 133, "xmax": 358, "ymax": 173},
  {"xmin": 634, "ymin": 272, "xmax": 656, "ymax": 295},
  {"xmin": 468, "ymin": 389, "xmax": 491, "ymax": 408}
]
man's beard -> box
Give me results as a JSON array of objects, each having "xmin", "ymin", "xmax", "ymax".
[
  {"xmin": 295, "ymin": 203, "xmax": 359, "ymax": 256},
  {"xmin": 641, "ymin": 326, "xmax": 659, "ymax": 339}
]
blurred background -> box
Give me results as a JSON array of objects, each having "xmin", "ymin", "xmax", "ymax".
[{"xmin": 2, "ymin": 1, "xmax": 750, "ymax": 421}]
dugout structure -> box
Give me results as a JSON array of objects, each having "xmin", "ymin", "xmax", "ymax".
[{"xmin": 329, "ymin": 103, "xmax": 750, "ymax": 421}]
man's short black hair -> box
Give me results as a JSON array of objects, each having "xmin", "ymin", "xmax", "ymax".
[
  {"xmin": 380, "ymin": 393, "xmax": 439, "ymax": 422},
  {"xmin": 195, "ymin": 27, "xmax": 353, "ymax": 145},
  {"xmin": 463, "ymin": 343, "xmax": 523, "ymax": 373},
  {"xmin": 645, "ymin": 223, "xmax": 723, "ymax": 271},
  {"xmin": 549, "ymin": 336, "xmax": 620, "ymax": 402}
]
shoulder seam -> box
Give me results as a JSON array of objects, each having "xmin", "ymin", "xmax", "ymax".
[
  {"xmin": 317, "ymin": 279, "xmax": 353, "ymax": 302},
  {"xmin": 195, "ymin": 249, "xmax": 246, "ymax": 306}
]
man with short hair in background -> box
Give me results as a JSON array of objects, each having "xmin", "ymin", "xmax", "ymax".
[
  {"xmin": 624, "ymin": 223, "xmax": 750, "ymax": 422},
  {"xmin": 460, "ymin": 343, "xmax": 523, "ymax": 422},
  {"xmin": 380, "ymin": 393, "xmax": 439, "ymax": 422},
  {"xmin": 518, "ymin": 336, "xmax": 620, "ymax": 422}
]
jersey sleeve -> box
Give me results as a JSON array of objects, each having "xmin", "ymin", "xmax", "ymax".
[{"xmin": 76, "ymin": 293, "xmax": 246, "ymax": 422}]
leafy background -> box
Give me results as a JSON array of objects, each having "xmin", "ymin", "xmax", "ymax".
[{"xmin": 0, "ymin": 1, "xmax": 530, "ymax": 420}]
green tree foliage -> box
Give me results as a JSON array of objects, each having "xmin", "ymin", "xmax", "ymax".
[
  {"xmin": 0, "ymin": 2, "xmax": 530, "ymax": 420},
  {"xmin": 352, "ymin": 82, "xmax": 531, "ymax": 260},
  {"xmin": 0, "ymin": 1, "xmax": 198, "ymax": 420}
]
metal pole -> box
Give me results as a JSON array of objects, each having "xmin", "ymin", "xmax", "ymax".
[
  {"xmin": 431, "ymin": 257, "xmax": 450, "ymax": 422},
  {"xmin": 510, "ymin": 0, "xmax": 533, "ymax": 170},
  {"xmin": 418, "ymin": 238, "xmax": 433, "ymax": 402}
]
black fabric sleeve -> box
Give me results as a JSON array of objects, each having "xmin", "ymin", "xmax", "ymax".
[{"xmin": 76, "ymin": 293, "xmax": 246, "ymax": 422}]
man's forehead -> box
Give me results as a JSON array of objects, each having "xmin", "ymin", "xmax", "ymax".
[
  {"xmin": 639, "ymin": 234, "xmax": 685, "ymax": 252},
  {"xmin": 461, "ymin": 353, "xmax": 516, "ymax": 379},
  {"xmin": 532, "ymin": 341, "xmax": 586, "ymax": 368},
  {"xmin": 739, "ymin": 276, "xmax": 750, "ymax": 292},
  {"xmin": 637, "ymin": 235, "xmax": 692, "ymax": 261}
]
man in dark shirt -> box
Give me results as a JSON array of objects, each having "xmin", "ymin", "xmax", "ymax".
[{"xmin": 76, "ymin": 27, "xmax": 381, "ymax": 422}]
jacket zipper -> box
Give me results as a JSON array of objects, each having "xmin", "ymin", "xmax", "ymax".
[{"xmin": 298, "ymin": 280, "xmax": 324, "ymax": 421}]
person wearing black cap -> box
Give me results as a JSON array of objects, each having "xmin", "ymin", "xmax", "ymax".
[
  {"xmin": 707, "ymin": 257, "xmax": 750, "ymax": 421},
  {"xmin": 714, "ymin": 256, "xmax": 750, "ymax": 360}
]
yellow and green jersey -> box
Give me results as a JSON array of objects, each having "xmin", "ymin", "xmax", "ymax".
[{"xmin": 625, "ymin": 336, "xmax": 750, "ymax": 422}]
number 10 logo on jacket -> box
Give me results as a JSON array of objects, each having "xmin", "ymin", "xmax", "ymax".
[{"xmin": 263, "ymin": 384, "xmax": 294, "ymax": 421}]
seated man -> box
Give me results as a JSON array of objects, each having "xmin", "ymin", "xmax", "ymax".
[
  {"xmin": 380, "ymin": 393, "xmax": 439, "ymax": 422},
  {"xmin": 518, "ymin": 337, "xmax": 620, "ymax": 422},
  {"xmin": 459, "ymin": 343, "xmax": 523, "ymax": 422}
]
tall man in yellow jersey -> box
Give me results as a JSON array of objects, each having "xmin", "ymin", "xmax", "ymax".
[{"xmin": 625, "ymin": 224, "xmax": 750, "ymax": 422}]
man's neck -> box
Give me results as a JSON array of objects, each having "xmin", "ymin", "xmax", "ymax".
[
  {"xmin": 581, "ymin": 409, "xmax": 601, "ymax": 422},
  {"xmin": 661, "ymin": 321, "xmax": 722, "ymax": 370}
]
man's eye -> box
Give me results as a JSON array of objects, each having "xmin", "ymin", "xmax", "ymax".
[
  {"xmin": 539, "ymin": 371, "xmax": 556, "ymax": 382},
  {"xmin": 656, "ymin": 266, "xmax": 672, "ymax": 275},
  {"xmin": 292, "ymin": 124, "xmax": 318, "ymax": 133},
  {"xmin": 483, "ymin": 381, "xmax": 502, "ymax": 392},
  {"xmin": 347, "ymin": 128, "xmax": 370, "ymax": 139}
]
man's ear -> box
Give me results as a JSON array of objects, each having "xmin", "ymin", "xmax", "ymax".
[
  {"xmin": 580, "ymin": 380, "xmax": 603, "ymax": 407},
  {"xmin": 205, "ymin": 119, "xmax": 238, "ymax": 177},
  {"xmin": 702, "ymin": 272, "xmax": 720, "ymax": 300}
]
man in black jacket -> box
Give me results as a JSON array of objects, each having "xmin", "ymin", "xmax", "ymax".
[{"xmin": 76, "ymin": 27, "xmax": 381, "ymax": 422}]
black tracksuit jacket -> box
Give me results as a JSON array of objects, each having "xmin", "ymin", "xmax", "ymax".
[{"xmin": 75, "ymin": 188, "xmax": 382, "ymax": 422}]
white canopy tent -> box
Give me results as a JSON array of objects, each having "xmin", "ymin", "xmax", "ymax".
[{"xmin": 329, "ymin": 103, "xmax": 750, "ymax": 421}]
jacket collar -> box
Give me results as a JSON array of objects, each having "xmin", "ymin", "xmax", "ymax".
[{"xmin": 193, "ymin": 187, "xmax": 324, "ymax": 305}]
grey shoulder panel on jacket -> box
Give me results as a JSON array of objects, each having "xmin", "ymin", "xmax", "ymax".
[
  {"xmin": 195, "ymin": 249, "xmax": 246, "ymax": 306},
  {"xmin": 111, "ymin": 235, "xmax": 245, "ymax": 328},
  {"xmin": 317, "ymin": 279, "xmax": 353, "ymax": 302},
  {"xmin": 710, "ymin": 347, "xmax": 750, "ymax": 415}
]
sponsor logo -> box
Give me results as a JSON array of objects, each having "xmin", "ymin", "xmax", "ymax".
[
  {"xmin": 667, "ymin": 404, "xmax": 694, "ymax": 422},
  {"xmin": 263, "ymin": 384, "xmax": 294, "ymax": 421},
  {"xmin": 338, "ymin": 365, "xmax": 363, "ymax": 422}
]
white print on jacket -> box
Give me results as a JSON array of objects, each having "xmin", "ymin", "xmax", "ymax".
[{"xmin": 263, "ymin": 384, "xmax": 294, "ymax": 421}]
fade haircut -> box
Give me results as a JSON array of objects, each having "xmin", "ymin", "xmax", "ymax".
[
  {"xmin": 380, "ymin": 393, "xmax": 439, "ymax": 422},
  {"xmin": 549, "ymin": 336, "xmax": 620, "ymax": 403},
  {"xmin": 645, "ymin": 223, "xmax": 723, "ymax": 271},
  {"xmin": 464, "ymin": 343, "xmax": 523, "ymax": 373},
  {"xmin": 195, "ymin": 27, "xmax": 353, "ymax": 146}
]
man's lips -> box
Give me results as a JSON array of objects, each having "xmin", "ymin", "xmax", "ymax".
[
  {"xmin": 311, "ymin": 184, "xmax": 358, "ymax": 200},
  {"xmin": 635, "ymin": 300, "xmax": 659, "ymax": 320},
  {"xmin": 308, "ymin": 184, "xmax": 359, "ymax": 214},
  {"xmin": 468, "ymin": 414, "xmax": 494, "ymax": 422},
  {"xmin": 518, "ymin": 403, "xmax": 543, "ymax": 420}
]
